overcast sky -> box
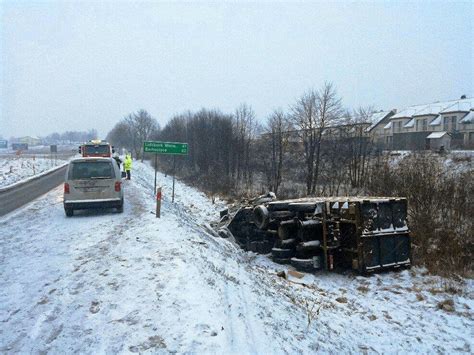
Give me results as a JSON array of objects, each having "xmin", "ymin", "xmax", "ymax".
[{"xmin": 1, "ymin": 1, "xmax": 473, "ymax": 139}]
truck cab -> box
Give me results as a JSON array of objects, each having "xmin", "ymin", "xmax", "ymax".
[{"xmin": 79, "ymin": 140, "xmax": 114, "ymax": 158}]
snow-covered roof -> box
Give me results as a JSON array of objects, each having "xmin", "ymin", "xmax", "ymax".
[
  {"xmin": 384, "ymin": 122, "xmax": 392, "ymax": 129},
  {"xmin": 404, "ymin": 119, "xmax": 415, "ymax": 128},
  {"xmin": 413, "ymin": 104, "xmax": 450, "ymax": 117},
  {"xmin": 426, "ymin": 131, "xmax": 448, "ymax": 139},
  {"xmin": 391, "ymin": 97, "xmax": 474, "ymax": 120},
  {"xmin": 391, "ymin": 106, "xmax": 425, "ymax": 119},
  {"xmin": 460, "ymin": 110, "xmax": 474, "ymax": 123},
  {"xmin": 430, "ymin": 115, "xmax": 442, "ymax": 126},
  {"xmin": 440, "ymin": 99, "xmax": 474, "ymax": 114},
  {"xmin": 366, "ymin": 111, "xmax": 392, "ymax": 131},
  {"xmin": 19, "ymin": 135, "xmax": 41, "ymax": 140}
]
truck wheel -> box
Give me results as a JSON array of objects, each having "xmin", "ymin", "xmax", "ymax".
[
  {"xmin": 65, "ymin": 208, "xmax": 74, "ymax": 217},
  {"xmin": 253, "ymin": 205, "xmax": 270, "ymax": 230},
  {"xmin": 116, "ymin": 199, "xmax": 124, "ymax": 213},
  {"xmin": 272, "ymin": 248, "xmax": 295, "ymax": 259},
  {"xmin": 290, "ymin": 257, "xmax": 315, "ymax": 272},
  {"xmin": 280, "ymin": 238, "xmax": 298, "ymax": 249}
]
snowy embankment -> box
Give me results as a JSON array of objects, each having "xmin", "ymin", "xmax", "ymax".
[
  {"xmin": 0, "ymin": 161, "xmax": 472, "ymax": 353},
  {"xmin": 0, "ymin": 156, "xmax": 68, "ymax": 188}
]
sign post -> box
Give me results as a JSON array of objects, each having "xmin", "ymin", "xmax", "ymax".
[
  {"xmin": 143, "ymin": 141, "xmax": 189, "ymax": 215},
  {"xmin": 50, "ymin": 145, "xmax": 57, "ymax": 167}
]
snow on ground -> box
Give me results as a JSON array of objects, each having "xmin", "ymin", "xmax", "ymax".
[
  {"xmin": 0, "ymin": 161, "xmax": 472, "ymax": 353},
  {"xmin": 0, "ymin": 156, "xmax": 68, "ymax": 188},
  {"xmin": 386, "ymin": 150, "xmax": 473, "ymax": 174}
]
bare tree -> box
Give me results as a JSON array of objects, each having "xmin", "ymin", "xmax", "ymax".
[
  {"xmin": 291, "ymin": 90, "xmax": 318, "ymax": 195},
  {"xmin": 107, "ymin": 110, "xmax": 160, "ymax": 159},
  {"xmin": 124, "ymin": 109, "xmax": 160, "ymax": 160},
  {"xmin": 233, "ymin": 104, "xmax": 258, "ymax": 189},
  {"xmin": 106, "ymin": 121, "xmax": 133, "ymax": 152},
  {"xmin": 345, "ymin": 106, "xmax": 375, "ymax": 188},
  {"xmin": 265, "ymin": 109, "xmax": 291, "ymax": 194},
  {"xmin": 312, "ymin": 82, "xmax": 343, "ymax": 193},
  {"xmin": 291, "ymin": 82, "xmax": 343, "ymax": 195}
]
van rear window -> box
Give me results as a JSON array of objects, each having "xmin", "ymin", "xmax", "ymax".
[{"xmin": 70, "ymin": 161, "xmax": 115, "ymax": 179}]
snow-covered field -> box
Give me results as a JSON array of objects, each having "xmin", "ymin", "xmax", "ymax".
[
  {"xmin": 0, "ymin": 156, "xmax": 68, "ymax": 188},
  {"xmin": 0, "ymin": 161, "xmax": 472, "ymax": 353}
]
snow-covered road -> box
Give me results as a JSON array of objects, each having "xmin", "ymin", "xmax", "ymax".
[{"xmin": 1, "ymin": 162, "xmax": 472, "ymax": 353}]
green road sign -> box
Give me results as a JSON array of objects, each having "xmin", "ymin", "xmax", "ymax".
[{"xmin": 143, "ymin": 141, "xmax": 188, "ymax": 155}]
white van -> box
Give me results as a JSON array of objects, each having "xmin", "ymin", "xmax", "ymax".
[{"xmin": 63, "ymin": 157, "xmax": 124, "ymax": 216}]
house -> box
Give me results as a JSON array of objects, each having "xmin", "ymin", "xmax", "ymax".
[
  {"xmin": 381, "ymin": 96, "xmax": 474, "ymax": 150},
  {"xmin": 365, "ymin": 110, "xmax": 396, "ymax": 149},
  {"xmin": 18, "ymin": 136, "xmax": 42, "ymax": 146}
]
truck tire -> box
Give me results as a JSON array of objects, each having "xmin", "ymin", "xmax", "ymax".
[
  {"xmin": 272, "ymin": 248, "xmax": 295, "ymax": 259},
  {"xmin": 296, "ymin": 240, "xmax": 321, "ymax": 253},
  {"xmin": 290, "ymin": 257, "xmax": 315, "ymax": 272},
  {"xmin": 65, "ymin": 208, "xmax": 74, "ymax": 217},
  {"xmin": 279, "ymin": 238, "xmax": 298, "ymax": 249},
  {"xmin": 253, "ymin": 205, "xmax": 270, "ymax": 230}
]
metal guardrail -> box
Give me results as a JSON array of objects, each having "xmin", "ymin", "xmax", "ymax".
[{"xmin": 0, "ymin": 164, "xmax": 68, "ymax": 217}]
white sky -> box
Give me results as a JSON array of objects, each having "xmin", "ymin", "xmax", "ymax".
[{"xmin": 1, "ymin": 1, "xmax": 473, "ymax": 138}]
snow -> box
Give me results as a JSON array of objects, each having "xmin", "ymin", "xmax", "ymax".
[
  {"xmin": 440, "ymin": 99, "xmax": 474, "ymax": 113},
  {"xmin": 391, "ymin": 97, "xmax": 473, "ymax": 120},
  {"xmin": 391, "ymin": 105, "xmax": 426, "ymax": 119},
  {"xmin": 0, "ymin": 156, "xmax": 68, "ymax": 188},
  {"xmin": 301, "ymin": 241, "xmax": 320, "ymax": 247},
  {"xmin": 413, "ymin": 104, "xmax": 450, "ymax": 117},
  {"xmin": 0, "ymin": 160, "xmax": 473, "ymax": 353}
]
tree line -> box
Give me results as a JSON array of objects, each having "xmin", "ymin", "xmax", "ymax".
[
  {"xmin": 8, "ymin": 129, "xmax": 99, "ymax": 144},
  {"xmin": 107, "ymin": 82, "xmax": 376, "ymax": 198}
]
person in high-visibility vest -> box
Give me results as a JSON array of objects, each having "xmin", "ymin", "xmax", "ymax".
[{"xmin": 124, "ymin": 154, "xmax": 132, "ymax": 180}]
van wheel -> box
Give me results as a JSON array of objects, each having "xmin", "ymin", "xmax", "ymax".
[
  {"xmin": 65, "ymin": 208, "xmax": 74, "ymax": 217},
  {"xmin": 116, "ymin": 204, "xmax": 124, "ymax": 213}
]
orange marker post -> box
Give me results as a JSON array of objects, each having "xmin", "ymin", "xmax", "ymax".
[{"xmin": 156, "ymin": 187, "xmax": 162, "ymax": 218}]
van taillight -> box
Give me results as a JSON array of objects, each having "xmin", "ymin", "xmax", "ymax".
[
  {"xmin": 115, "ymin": 181, "xmax": 121, "ymax": 192},
  {"xmin": 64, "ymin": 183, "xmax": 70, "ymax": 194}
]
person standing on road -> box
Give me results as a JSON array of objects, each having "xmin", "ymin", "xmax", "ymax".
[
  {"xmin": 113, "ymin": 153, "xmax": 122, "ymax": 169},
  {"xmin": 124, "ymin": 154, "xmax": 132, "ymax": 180}
]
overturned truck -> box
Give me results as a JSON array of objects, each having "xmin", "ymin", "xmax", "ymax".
[{"xmin": 222, "ymin": 196, "xmax": 411, "ymax": 274}]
